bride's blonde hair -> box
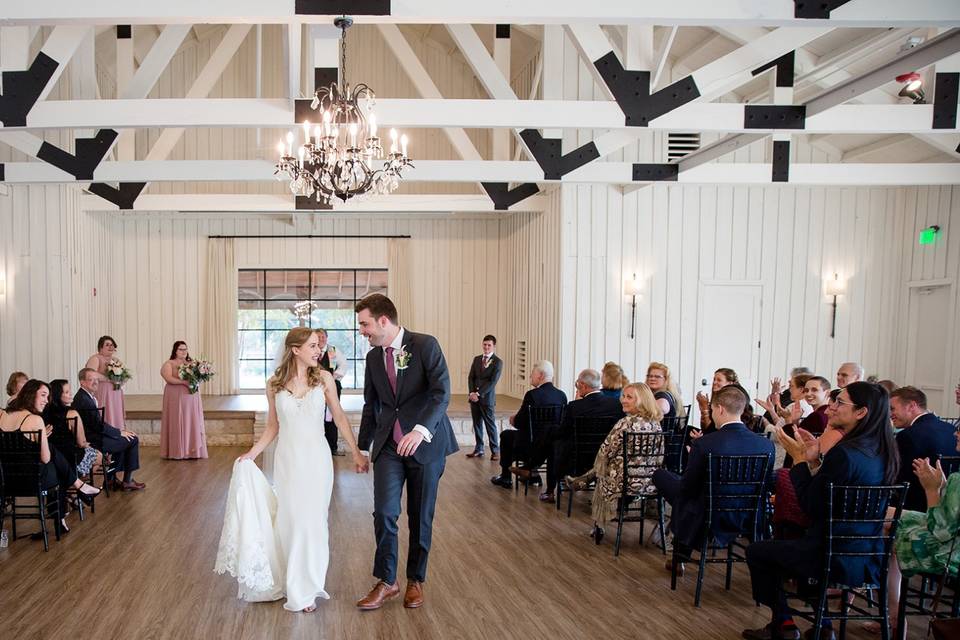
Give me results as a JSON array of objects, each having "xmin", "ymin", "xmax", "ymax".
[{"xmin": 267, "ymin": 327, "xmax": 325, "ymax": 394}]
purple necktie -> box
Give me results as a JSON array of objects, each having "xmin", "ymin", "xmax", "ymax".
[{"xmin": 385, "ymin": 347, "xmax": 403, "ymax": 444}]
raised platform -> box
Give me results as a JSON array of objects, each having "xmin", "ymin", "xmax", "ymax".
[{"xmin": 123, "ymin": 393, "xmax": 522, "ymax": 448}]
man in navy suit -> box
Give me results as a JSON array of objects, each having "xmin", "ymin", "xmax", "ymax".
[
  {"xmin": 891, "ymin": 385, "xmax": 958, "ymax": 511},
  {"xmin": 466, "ymin": 334, "xmax": 503, "ymax": 460},
  {"xmin": 653, "ymin": 385, "xmax": 774, "ymax": 557},
  {"xmin": 490, "ymin": 360, "xmax": 567, "ymax": 488},
  {"xmin": 354, "ymin": 294, "xmax": 458, "ymax": 612}
]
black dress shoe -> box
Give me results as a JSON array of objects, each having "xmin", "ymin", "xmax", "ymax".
[
  {"xmin": 490, "ymin": 475, "xmax": 513, "ymax": 489},
  {"xmin": 592, "ymin": 526, "xmax": 605, "ymax": 544},
  {"xmin": 742, "ymin": 622, "xmax": 800, "ymax": 640}
]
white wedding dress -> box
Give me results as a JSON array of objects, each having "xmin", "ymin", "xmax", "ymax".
[{"xmin": 215, "ymin": 386, "xmax": 333, "ymax": 611}]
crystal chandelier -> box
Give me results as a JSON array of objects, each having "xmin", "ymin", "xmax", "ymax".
[{"xmin": 275, "ymin": 16, "xmax": 413, "ymax": 204}]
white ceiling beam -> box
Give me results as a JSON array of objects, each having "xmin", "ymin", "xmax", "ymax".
[
  {"xmin": 15, "ymin": 99, "xmax": 960, "ymax": 135},
  {"xmin": 840, "ymin": 133, "xmax": 914, "ymax": 161},
  {"xmin": 446, "ymin": 24, "xmax": 517, "ymax": 100},
  {"xmin": 914, "ymin": 133, "xmax": 960, "ymax": 158},
  {"xmin": 144, "ymin": 24, "xmax": 251, "ymax": 162},
  {"xmin": 68, "ymin": 29, "xmax": 97, "ymax": 138},
  {"xmin": 6, "ymin": 159, "xmax": 959, "ymax": 186},
  {"xmin": 284, "ymin": 22, "xmax": 302, "ymax": 99},
  {"xmin": 4, "ymin": 1, "xmax": 958, "ymax": 27},
  {"xmin": 651, "ymin": 26, "xmax": 678, "ymax": 90},
  {"xmin": 493, "ymin": 24, "xmax": 511, "ymax": 160},
  {"xmin": 80, "ymin": 193, "xmax": 548, "ymax": 213},
  {"xmin": 377, "ymin": 24, "xmax": 482, "ymax": 161},
  {"xmin": 712, "ymin": 26, "xmax": 819, "ymax": 73},
  {"xmin": 1, "ymin": 26, "xmax": 32, "ymax": 71},
  {"xmin": 121, "ymin": 24, "xmax": 191, "ymax": 99},
  {"xmin": 36, "ymin": 25, "xmax": 92, "ymax": 102},
  {"xmin": 541, "ymin": 25, "xmax": 564, "ymax": 139},
  {"xmin": 115, "ymin": 27, "xmax": 135, "ymax": 159}
]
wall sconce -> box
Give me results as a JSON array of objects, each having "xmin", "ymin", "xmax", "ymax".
[
  {"xmin": 824, "ymin": 273, "xmax": 845, "ymax": 338},
  {"xmin": 623, "ymin": 273, "xmax": 643, "ymax": 339}
]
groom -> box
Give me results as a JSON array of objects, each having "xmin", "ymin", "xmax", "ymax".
[{"xmin": 354, "ymin": 294, "xmax": 458, "ymax": 610}]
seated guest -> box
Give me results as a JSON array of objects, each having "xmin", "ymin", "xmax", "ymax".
[
  {"xmin": 835, "ymin": 362, "xmax": 864, "ymax": 388},
  {"xmin": 43, "ymin": 379, "xmax": 102, "ymax": 478},
  {"xmin": 645, "ymin": 362, "xmax": 684, "ymax": 419},
  {"xmin": 781, "ymin": 376, "xmax": 831, "ymax": 468},
  {"xmin": 73, "ymin": 368, "xmax": 145, "ymax": 491},
  {"xmin": 491, "ymin": 360, "xmax": 567, "ymax": 488},
  {"xmin": 0, "ymin": 379, "xmax": 100, "ymax": 532},
  {"xmin": 600, "ymin": 362, "xmax": 628, "ymax": 399},
  {"xmin": 514, "ymin": 369, "xmax": 623, "ymax": 502},
  {"xmin": 653, "ymin": 386, "xmax": 774, "ymax": 572},
  {"xmin": 696, "ymin": 367, "xmax": 739, "ymax": 430},
  {"xmin": 890, "ymin": 385, "xmax": 957, "ymax": 511},
  {"xmin": 779, "ymin": 367, "xmax": 812, "ymax": 407},
  {"xmin": 565, "ymin": 382, "xmax": 663, "ymax": 543},
  {"xmin": 742, "ymin": 382, "xmax": 898, "ymax": 640},
  {"xmin": 881, "ymin": 447, "xmax": 960, "ymax": 636},
  {"xmin": 5, "ymin": 370, "xmax": 28, "ymax": 407},
  {"xmin": 877, "ymin": 379, "xmax": 898, "ymax": 394}
]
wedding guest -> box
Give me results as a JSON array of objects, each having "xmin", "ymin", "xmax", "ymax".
[
  {"xmin": 74, "ymin": 368, "xmax": 145, "ymax": 490},
  {"xmin": 877, "ymin": 379, "xmax": 898, "ymax": 394},
  {"xmin": 645, "ymin": 362, "xmax": 684, "ymax": 419},
  {"xmin": 743, "ymin": 382, "xmax": 898, "ymax": 640},
  {"xmin": 891, "ymin": 386, "xmax": 956, "ymax": 511},
  {"xmin": 466, "ymin": 335, "xmax": 503, "ymax": 460},
  {"xmin": 514, "ymin": 369, "xmax": 623, "ymax": 502},
  {"xmin": 835, "ymin": 362, "xmax": 864, "ymax": 388},
  {"xmin": 600, "ymin": 362, "xmax": 629, "ymax": 399},
  {"xmin": 491, "ymin": 360, "xmax": 566, "ymax": 489},
  {"xmin": 43, "ymin": 379, "xmax": 101, "ymax": 478},
  {"xmin": 316, "ymin": 328, "xmax": 348, "ymax": 456},
  {"xmin": 160, "ymin": 341, "xmax": 208, "ymax": 460},
  {"xmin": 1, "ymin": 380, "xmax": 100, "ymax": 532},
  {"xmin": 696, "ymin": 368, "xmax": 739, "ymax": 432},
  {"xmin": 84, "ymin": 335, "xmax": 127, "ymax": 429},
  {"xmin": 779, "ymin": 367, "xmax": 812, "ymax": 407},
  {"xmin": 781, "ymin": 376, "xmax": 831, "ymax": 468},
  {"xmin": 5, "ymin": 370, "xmax": 28, "ymax": 407},
  {"xmin": 565, "ymin": 382, "xmax": 663, "ymax": 543}
]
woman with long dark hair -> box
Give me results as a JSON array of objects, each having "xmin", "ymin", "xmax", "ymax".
[
  {"xmin": 43, "ymin": 379, "xmax": 101, "ymax": 477},
  {"xmin": 160, "ymin": 341, "xmax": 207, "ymax": 459},
  {"xmin": 742, "ymin": 382, "xmax": 899, "ymax": 640}
]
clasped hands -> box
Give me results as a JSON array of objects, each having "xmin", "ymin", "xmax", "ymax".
[{"xmin": 775, "ymin": 425, "xmax": 843, "ymax": 468}]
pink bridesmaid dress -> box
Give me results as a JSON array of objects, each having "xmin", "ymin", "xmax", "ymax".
[
  {"xmin": 94, "ymin": 355, "xmax": 127, "ymax": 429},
  {"xmin": 160, "ymin": 377, "xmax": 208, "ymax": 459}
]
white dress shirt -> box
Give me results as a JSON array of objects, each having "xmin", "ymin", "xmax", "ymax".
[
  {"xmin": 321, "ymin": 345, "xmax": 348, "ymax": 381},
  {"xmin": 388, "ymin": 327, "xmax": 432, "ymax": 443}
]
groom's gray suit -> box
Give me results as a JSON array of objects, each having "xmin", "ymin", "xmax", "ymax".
[{"xmin": 358, "ymin": 328, "xmax": 458, "ymax": 584}]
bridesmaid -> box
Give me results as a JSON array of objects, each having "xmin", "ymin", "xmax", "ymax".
[
  {"xmin": 160, "ymin": 341, "xmax": 208, "ymax": 460},
  {"xmin": 84, "ymin": 335, "xmax": 127, "ymax": 429}
]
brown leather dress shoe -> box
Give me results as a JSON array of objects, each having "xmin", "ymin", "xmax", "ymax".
[
  {"xmin": 403, "ymin": 581, "xmax": 424, "ymax": 608},
  {"xmin": 490, "ymin": 453, "xmax": 500, "ymax": 461},
  {"xmin": 123, "ymin": 480, "xmax": 146, "ymax": 491},
  {"xmin": 356, "ymin": 581, "xmax": 399, "ymax": 610},
  {"xmin": 510, "ymin": 466, "xmax": 532, "ymax": 479},
  {"xmin": 465, "ymin": 451, "xmax": 484, "ymax": 458}
]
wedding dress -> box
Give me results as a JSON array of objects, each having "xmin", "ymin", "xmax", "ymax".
[{"xmin": 215, "ymin": 386, "xmax": 333, "ymax": 611}]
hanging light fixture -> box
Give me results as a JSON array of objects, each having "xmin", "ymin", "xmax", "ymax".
[{"xmin": 275, "ymin": 16, "xmax": 413, "ymax": 204}]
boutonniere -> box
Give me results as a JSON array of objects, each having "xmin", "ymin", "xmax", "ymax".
[{"xmin": 394, "ymin": 345, "xmax": 412, "ymax": 371}]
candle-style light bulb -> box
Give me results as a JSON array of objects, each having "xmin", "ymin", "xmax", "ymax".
[
  {"xmin": 400, "ymin": 134, "xmax": 408, "ymax": 157},
  {"xmin": 349, "ymin": 123, "xmax": 358, "ymax": 148},
  {"xmin": 277, "ymin": 141, "xmax": 286, "ymax": 156},
  {"xmin": 286, "ymin": 131, "xmax": 294, "ymax": 155},
  {"xmin": 323, "ymin": 110, "xmax": 332, "ymax": 136},
  {"xmin": 302, "ymin": 120, "xmax": 310, "ymax": 139},
  {"xmin": 369, "ymin": 114, "xmax": 377, "ymax": 137},
  {"xmin": 313, "ymin": 125, "xmax": 321, "ymax": 141},
  {"xmin": 389, "ymin": 128, "xmax": 398, "ymax": 153},
  {"xmin": 298, "ymin": 146, "xmax": 305, "ymax": 162}
]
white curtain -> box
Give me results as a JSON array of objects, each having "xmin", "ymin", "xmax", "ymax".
[
  {"xmin": 203, "ymin": 237, "xmax": 238, "ymax": 394},
  {"xmin": 387, "ymin": 238, "xmax": 413, "ymax": 325}
]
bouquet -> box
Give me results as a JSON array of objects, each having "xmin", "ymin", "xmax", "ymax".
[
  {"xmin": 105, "ymin": 358, "xmax": 132, "ymax": 390},
  {"xmin": 178, "ymin": 359, "xmax": 216, "ymax": 394}
]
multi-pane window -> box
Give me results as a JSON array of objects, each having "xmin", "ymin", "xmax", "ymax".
[{"xmin": 237, "ymin": 269, "xmax": 388, "ymax": 390}]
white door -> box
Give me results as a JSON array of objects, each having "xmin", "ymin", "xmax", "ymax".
[
  {"xmin": 905, "ymin": 284, "xmax": 952, "ymax": 414},
  {"xmin": 695, "ymin": 284, "xmax": 763, "ymax": 422}
]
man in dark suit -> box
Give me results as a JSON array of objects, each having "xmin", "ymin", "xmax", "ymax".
[
  {"xmin": 891, "ymin": 385, "xmax": 958, "ymax": 511},
  {"xmin": 466, "ymin": 334, "xmax": 503, "ymax": 460},
  {"xmin": 316, "ymin": 328, "xmax": 348, "ymax": 456},
  {"xmin": 653, "ymin": 385, "xmax": 774, "ymax": 560},
  {"xmin": 515, "ymin": 369, "xmax": 623, "ymax": 501},
  {"xmin": 490, "ymin": 360, "xmax": 567, "ymax": 488},
  {"xmin": 354, "ymin": 294, "xmax": 458, "ymax": 612},
  {"xmin": 73, "ymin": 367, "xmax": 145, "ymax": 490}
]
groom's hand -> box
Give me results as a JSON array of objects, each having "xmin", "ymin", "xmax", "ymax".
[{"xmin": 396, "ymin": 430, "xmax": 425, "ymax": 457}]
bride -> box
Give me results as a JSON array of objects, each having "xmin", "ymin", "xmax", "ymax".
[{"xmin": 217, "ymin": 327, "xmax": 368, "ymax": 613}]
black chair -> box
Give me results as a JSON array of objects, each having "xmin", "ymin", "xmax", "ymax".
[
  {"xmin": 46, "ymin": 415, "xmax": 91, "ymax": 519},
  {"xmin": 614, "ymin": 430, "xmax": 666, "ymax": 556},
  {"xmin": 747, "ymin": 415, "xmax": 767, "ymax": 434},
  {"xmin": 670, "ymin": 453, "xmax": 770, "ymax": 607},
  {"xmin": 514, "ymin": 405, "xmax": 563, "ymax": 496},
  {"xmin": 944, "ymin": 417, "xmax": 959, "ymax": 429},
  {"xmin": 939, "ymin": 455, "xmax": 960, "ymax": 479},
  {"xmin": 661, "ymin": 415, "xmax": 688, "ymax": 474},
  {"xmin": 0, "ymin": 430, "xmax": 62, "ymax": 551},
  {"xmin": 780, "ymin": 483, "xmax": 907, "ymax": 640},
  {"xmin": 558, "ymin": 415, "xmax": 620, "ymax": 515}
]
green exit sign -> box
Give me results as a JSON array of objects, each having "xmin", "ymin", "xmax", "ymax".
[{"xmin": 919, "ymin": 225, "xmax": 940, "ymax": 245}]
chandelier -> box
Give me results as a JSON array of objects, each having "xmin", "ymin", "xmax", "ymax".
[{"xmin": 275, "ymin": 16, "xmax": 413, "ymax": 204}]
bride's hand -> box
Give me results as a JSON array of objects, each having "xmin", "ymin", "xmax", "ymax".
[
  {"xmin": 353, "ymin": 451, "xmax": 370, "ymax": 474},
  {"xmin": 237, "ymin": 449, "xmax": 257, "ymax": 462}
]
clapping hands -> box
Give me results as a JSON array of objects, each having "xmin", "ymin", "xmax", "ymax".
[
  {"xmin": 777, "ymin": 426, "xmax": 820, "ymax": 466},
  {"xmin": 913, "ymin": 457, "xmax": 946, "ymax": 494}
]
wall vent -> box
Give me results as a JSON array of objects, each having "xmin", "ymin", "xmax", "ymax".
[{"xmin": 667, "ymin": 132, "xmax": 701, "ymax": 161}]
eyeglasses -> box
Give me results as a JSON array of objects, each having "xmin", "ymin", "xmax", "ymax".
[
  {"xmin": 829, "ymin": 396, "xmax": 857, "ymax": 407},
  {"xmin": 646, "ymin": 374, "xmax": 665, "ymax": 380}
]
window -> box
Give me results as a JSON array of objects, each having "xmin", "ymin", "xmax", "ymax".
[{"xmin": 237, "ymin": 269, "xmax": 388, "ymax": 390}]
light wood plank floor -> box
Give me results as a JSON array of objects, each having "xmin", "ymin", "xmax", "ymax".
[{"xmin": 0, "ymin": 448, "xmax": 902, "ymax": 639}]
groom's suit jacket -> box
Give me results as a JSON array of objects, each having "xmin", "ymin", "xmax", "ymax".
[{"xmin": 359, "ymin": 330, "xmax": 459, "ymax": 464}]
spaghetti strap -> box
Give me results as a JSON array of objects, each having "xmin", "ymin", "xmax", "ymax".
[{"xmin": 18, "ymin": 413, "xmax": 31, "ymax": 428}]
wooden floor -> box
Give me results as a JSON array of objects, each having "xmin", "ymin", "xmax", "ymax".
[
  {"xmin": 0, "ymin": 448, "xmax": 904, "ymax": 640},
  {"xmin": 124, "ymin": 393, "xmax": 522, "ymax": 419}
]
